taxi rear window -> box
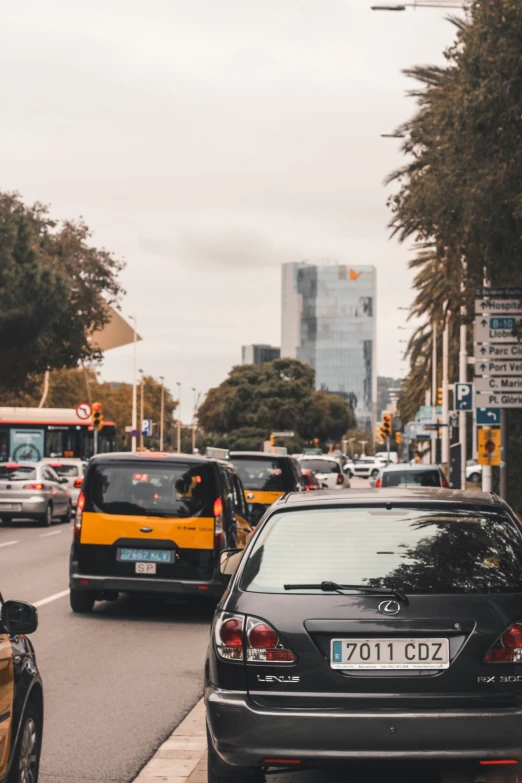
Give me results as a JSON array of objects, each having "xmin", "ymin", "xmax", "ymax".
[
  {"xmin": 231, "ymin": 457, "xmax": 285, "ymax": 491},
  {"xmin": 85, "ymin": 461, "xmax": 216, "ymax": 518}
]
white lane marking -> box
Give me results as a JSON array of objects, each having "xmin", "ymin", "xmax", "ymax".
[
  {"xmin": 0, "ymin": 540, "xmax": 19, "ymax": 549},
  {"xmin": 39, "ymin": 530, "xmax": 62, "ymax": 538},
  {"xmin": 33, "ymin": 589, "xmax": 70, "ymax": 608}
]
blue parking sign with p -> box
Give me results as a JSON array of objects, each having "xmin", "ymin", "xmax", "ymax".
[{"xmin": 455, "ymin": 383, "xmax": 473, "ymax": 411}]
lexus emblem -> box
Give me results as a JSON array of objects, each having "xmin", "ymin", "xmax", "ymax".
[{"xmin": 378, "ymin": 600, "xmax": 401, "ymax": 616}]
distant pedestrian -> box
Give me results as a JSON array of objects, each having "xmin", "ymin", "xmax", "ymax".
[{"xmin": 412, "ymin": 450, "xmax": 422, "ymax": 465}]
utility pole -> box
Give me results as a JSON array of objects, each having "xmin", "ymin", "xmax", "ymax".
[
  {"xmin": 139, "ymin": 369, "xmax": 144, "ymax": 451},
  {"xmin": 130, "ymin": 316, "xmax": 138, "ymax": 453},
  {"xmin": 431, "ymin": 320, "xmax": 437, "ymax": 463},
  {"xmin": 176, "ymin": 382, "xmax": 181, "ymax": 453},
  {"xmin": 441, "ymin": 317, "xmax": 450, "ymax": 468},
  {"xmin": 159, "ymin": 376, "xmax": 165, "ymax": 451},
  {"xmin": 459, "ymin": 305, "xmax": 467, "ymax": 490},
  {"xmin": 192, "ymin": 388, "xmax": 200, "ymax": 453}
]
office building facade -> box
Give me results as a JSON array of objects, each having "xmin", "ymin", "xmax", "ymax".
[
  {"xmin": 281, "ymin": 262, "xmax": 377, "ymax": 432},
  {"xmin": 241, "ymin": 344, "xmax": 281, "ymax": 367}
]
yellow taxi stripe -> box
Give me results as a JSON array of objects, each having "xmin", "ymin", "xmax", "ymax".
[{"xmin": 80, "ymin": 512, "xmax": 215, "ymax": 549}]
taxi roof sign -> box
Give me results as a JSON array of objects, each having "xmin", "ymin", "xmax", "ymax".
[{"xmin": 205, "ymin": 447, "xmax": 230, "ymax": 460}]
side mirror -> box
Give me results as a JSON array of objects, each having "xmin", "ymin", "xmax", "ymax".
[
  {"xmin": 2, "ymin": 600, "xmax": 38, "ymax": 635},
  {"xmin": 219, "ymin": 548, "xmax": 243, "ymax": 577}
]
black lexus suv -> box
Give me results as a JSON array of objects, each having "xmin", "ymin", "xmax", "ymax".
[{"xmin": 206, "ymin": 488, "xmax": 522, "ymax": 783}]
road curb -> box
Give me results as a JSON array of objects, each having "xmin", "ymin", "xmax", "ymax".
[{"xmin": 133, "ymin": 697, "xmax": 207, "ymax": 783}]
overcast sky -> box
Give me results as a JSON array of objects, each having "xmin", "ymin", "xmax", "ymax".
[{"xmin": 1, "ymin": 0, "xmax": 460, "ymax": 420}]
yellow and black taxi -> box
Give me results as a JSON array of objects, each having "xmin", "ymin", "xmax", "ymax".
[
  {"xmin": 0, "ymin": 597, "xmax": 42, "ymax": 783},
  {"xmin": 69, "ymin": 450, "xmax": 249, "ymax": 613},
  {"xmin": 229, "ymin": 450, "xmax": 305, "ymax": 527}
]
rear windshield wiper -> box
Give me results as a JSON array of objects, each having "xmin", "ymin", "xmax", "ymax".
[{"xmin": 283, "ymin": 581, "xmax": 409, "ymax": 605}]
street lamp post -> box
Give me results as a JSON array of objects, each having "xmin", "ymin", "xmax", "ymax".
[
  {"xmin": 176, "ymin": 382, "xmax": 181, "ymax": 454},
  {"xmin": 159, "ymin": 376, "xmax": 165, "ymax": 451},
  {"xmin": 139, "ymin": 369, "xmax": 145, "ymax": 451},
  {"xmin": 129, "ymin": 316, "xmax": 138, "ymax": 453}
]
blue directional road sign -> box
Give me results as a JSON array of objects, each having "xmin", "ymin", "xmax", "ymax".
[
  {"xmin": 454, "ymin": 383, "xmax": 473, "ymax": 411},
  {"xmin": 141, "ymin": 419, "xmax": 152, "ymax": 437},
  {"xmin": 476, "ymin": 407, "xmax": 501, "ymax": 426}
]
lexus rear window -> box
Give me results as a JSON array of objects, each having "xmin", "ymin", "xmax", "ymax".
[
  {"xmin": 241, "ymin": 507, "xmax": 522, "ymax": 594},
  {"xmin": 299, "ymin": 459, "xmax": 340, "ymax": 474},
  {"xmin": 0, "ymin": 466, "xmax": 36, "ymax": 481},
  {"xmin": 382, "ymin": 470, "xmax": 441, "ymax": 488},
  {"xmin": 86, "ymin": 462, "xmax": 216, "ymax": 518},
  {"xmin": 231, "ymin": 458, "xmax": 285, "ymax": 491}
]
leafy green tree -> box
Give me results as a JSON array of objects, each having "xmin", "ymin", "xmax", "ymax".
[
  {"xmin": 387, "ymin": 0, "xmax": 522, "ymax": 509},
  {"xmin": 198, "ymin": 358, "xmax": 355, "ymax": 447},
  {"xmin": 0, "ymin": 193, "xmax": 123, "ymax": 396}
]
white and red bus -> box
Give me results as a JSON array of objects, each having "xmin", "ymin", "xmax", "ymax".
[{"xmin": 0, "ymin": 407, "xmax": 116, "ymax": 462}]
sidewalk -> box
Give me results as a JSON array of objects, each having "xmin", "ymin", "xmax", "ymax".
[{"xmin": 133, "ymin": 698, "xmax": 207, "ymax": 783}]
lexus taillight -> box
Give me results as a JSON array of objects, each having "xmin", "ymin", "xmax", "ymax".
[
  {"xmin": 214, "ymin": 497, "xmax": 224, "ymax": 549},
  {"xmin": 74, "ymin": 477, "xmax": 83, "ymax": 488},
  {"xmin": 336, "ymin": 473, "xmax": 344, "ymax": 486},
  {"xmin": 375, "ymin": 478, "xmax": 382, "ymax": 488},
  {"xmin": 214, "ymin": 613, "xmax": 244, "ymax": 660},
  {"xmin": 23, "ymin": 483, "xmax": 45, "ymax": 490},
  {"xmin": 246, "ymin": 617, "xmax": 296, "ymax": 663},
  {"xmin": 486, "ymin": 622, "xmax": 522, "ymax": 663},
  {"xmin": 74, "ymin": 491, "xmax": 85, "ymax": 542}
]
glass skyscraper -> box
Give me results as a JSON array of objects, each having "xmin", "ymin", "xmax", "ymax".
[{"xmin": 281, "ymin": 262, "xmax": 377, "ymax": 432}]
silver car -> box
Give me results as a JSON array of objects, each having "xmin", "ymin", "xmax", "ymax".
[
  {"xmin": 44, "ymin": 458, "xmax": 86, "ymax": 507},
  {"xmin": 0, "ymin": 461, "xmax": 72, "ymax": 526}
]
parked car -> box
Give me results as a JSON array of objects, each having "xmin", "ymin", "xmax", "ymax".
[
  {"xmin": 0, "ymin": 461, "xmax": 72, "ymax": 526},
  {"xmin": 351, "ymin": 456, "xmax": 384, "ymax": 479},
  {"xmin": 466, "ymin": 461, "xmax": 483, "ymax": 484},
  {"xmin": 207, "ymin": 488, "xmax": 522, "ymax": 783},
  {"xmin": 301, "ymin": 468, "xmax": 321, "ymax": 491},
  {"xmin": 0, "ymin": 596, "xmax": 42, "ymax": 783},
  {"xmin": 44, "ymin": 458, "xmax": 85, "ymax": 507},
  {"xmin": 297, "ymin": 456, "xmax": 350, "ymax": 489},
  {"xmin": 375, "ymin": 451, "xmax": 399, "ymax": 464},
  {"xmin": 375, "ymin": 463, "xmax": 448, "ymax": 488}
]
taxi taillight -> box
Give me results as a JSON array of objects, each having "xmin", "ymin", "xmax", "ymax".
[
  {"xmin": 214, "ymin": 497, "xmax": 224, "ymax": 549},
  {"xmin": 74, "ymin": 491, "xmax": 85, "ymax": 542}
]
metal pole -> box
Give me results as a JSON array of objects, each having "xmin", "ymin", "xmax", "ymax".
[
  {"xmin": 500, "ymin": 409, "xmax": 507, "ymax": 500},
  {"xmin": 159, "ymin": 376, "xmax": 165, "ymax": 451},
  {"xmin": 93, "ymin": 426, "xmax": 98, "ymax": 456},
  {"xmin": 459, "ymin": 306, "xmax": 467, "ymax": 490},
  {"xmin": 139, "ymin": 370, "xmax": 144, "ymax": 451},
  {"xmin": 386, "ymin": 436, "xmax": 390, "ymax": 464},
  {"xmin": 442, "ymin": 317, "xmax": 450, "ymax": 468},
  {"xmin": 176, "ymin": 383, "xmax": 181, "ymax": 453},
  {"xmin": 130, "ymin": 316, "xmax": 137, "ymax": 453},
  {"xmin": 431, "ymin": 320, "xmax": 437, "ymax": 463}
]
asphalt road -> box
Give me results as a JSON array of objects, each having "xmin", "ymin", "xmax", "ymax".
[{"xmin": 1, "ymin": 519, "xmax": 214, "ymax": 783}]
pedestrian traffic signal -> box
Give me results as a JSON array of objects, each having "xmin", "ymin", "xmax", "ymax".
[
  {"xmin": 395, "ymin": 432, "xmax": 402, "ymax": 445},
  {"xmin": 437, "ymin": 387, "xmax": 443, "ymax": 406},
  {"xmin": 269, "ymin": 433, "xmax": 275, "ymax": 446},
  {"xmin": 380, "ymin": 413, "xmax": 392, "ymax": 440},
  {"xmin": 92, "ymin": 402, "xmax": 104, "ymax": 432}
]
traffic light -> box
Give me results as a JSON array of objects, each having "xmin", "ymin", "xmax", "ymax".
[
  {"xmin": 380, "ymin": 413, "xmax": 392, "ymax": 440},
  {"xmin": 269, "ymin": 433, "xmax": 275, "ymax": 446},
  {"xmin": 395, "ymin": 432, "xmax": 402, "ymax": 445},
  {"xmin": 437, "ymin": 387, "xmax": 443, "ymax": 406},
  {"xmin": 92, "ymin": 402, "xmax": 104, "ymax": 432}
]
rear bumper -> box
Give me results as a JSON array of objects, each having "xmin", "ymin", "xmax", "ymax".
[
  {"xmin": 0, "ymin": 498, "xmax": 48, "ymax": 519},
  {"xmin": 206, "ymin": 686, "xmax": 522, "ymax": 768},
  {"xmin": 70, "ymin": 570, "xmax": 225, "ymax": 598}
]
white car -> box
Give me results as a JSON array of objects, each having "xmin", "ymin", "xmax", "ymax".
[
  {"xmin": 351, "ymin": 456, "xmax": 385, "ymax": 480},
  {"xmin": 298, "ymin": 456, "xmax": 350, "ymax": 489},
  {"xmin": 44, "ymin": 458, "xmax": 86, "ymax": 507},
  {"xmin": 466, "ymin": 461, "xmax": 482, "ymax": 484}
]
